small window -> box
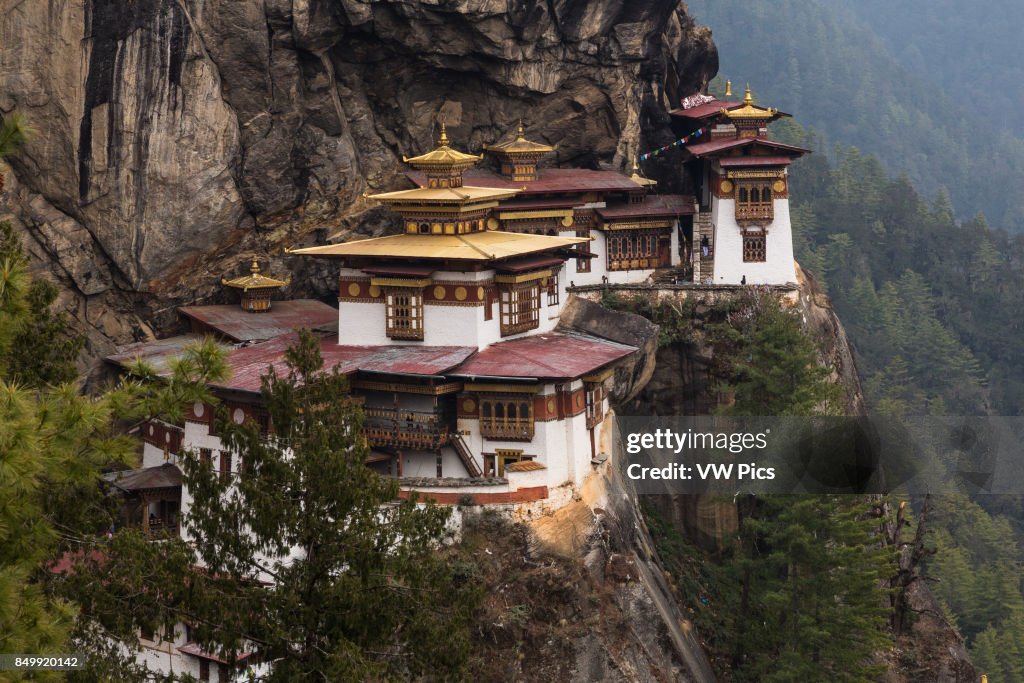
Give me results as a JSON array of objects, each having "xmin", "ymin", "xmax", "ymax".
[
  {"xmin": 199, "ymin": 660, "xmax": 210, "ymax": 682},
  {"xmin": 385, "ymin": 287, "xmax": 424, "ymax": 340},
  {"xmin": 743, "ymin": 233, "xmax": 767, "ymax": 262},
  {"xmin": 546, "ymin": 272, "xmax": 559, "ymax": 307},
  {"xmin": 199, "ymin": 448, "xmax": 212, "ymax": 469},
  {"xmin": 219, "ymin": 451, "xmax": 231, "ymax": 483},
  {"xmin": 499, "ymin": 282, "xmax": 541, "ymax": 336},
  {"xmin": 479, "ymin": 395, "xmax": 535, "ymax": 441},
  {"xmin": 585, "ymin": 382, "xmax": 605, "ymax": 429},
  {"xmin": 218, "ymin": 663, "xmax": 230, "ymax": 682},
  {"xmin": 418, "ymin": 223, "xmax": 430, "ymax": 234}
]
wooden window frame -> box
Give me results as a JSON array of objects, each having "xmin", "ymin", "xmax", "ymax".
[
  {"xmin": 499, "ymin": 282, "xmax": 541, "ymax": 336},
  {"xmin": 742, "ymin": 231, "xmax": 767, "ymax": 262},
  {"xmin": 584, "ymin": 382, "xmax": 605, "ymax": 429},
  {"xmin": 199, "ymin": 448, "xmax": 213, "ymax": 469},
  {"xmin": 546, "ymin": 271, "xmax": 559, "ymax": 307},
  {"xmin": 735, "ymin": 182, "xmax": 774, "ymax": 221},
  {"xmin": 199, "ymin": 659, "xmax": 210, "ymax": 682},
  {"xmin": 384, "ymin": 287, "xmax": 424, "ymax": 341},
  {"xmin": 219, "ymin": 451, "xmax": 231, "ymax": 483},
  {"xmin": 479, "ymin": 395, "xmax": 535, "ymax": 441},
  {"xmin": 607, "ymin": 231, "xmax": 659, "ymax": 271}
]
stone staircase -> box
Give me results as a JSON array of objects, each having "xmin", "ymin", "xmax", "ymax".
[{"xmin": 694, "ymin": 212, "xmax": 714, "ymax": 284}]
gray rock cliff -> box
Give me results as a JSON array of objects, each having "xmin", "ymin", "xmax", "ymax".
[{"xmin": 0, "ymin": 0, "xmax": 716, "ymax": 369}]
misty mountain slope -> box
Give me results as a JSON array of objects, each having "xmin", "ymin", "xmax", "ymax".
[{"xmin": 686, "ymin": 0, "xmax": 1024, "ymax": 232}]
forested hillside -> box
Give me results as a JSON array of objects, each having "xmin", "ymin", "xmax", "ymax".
[
  {"xmin": 839, "ymin": 0, "xmax": 1024, "ymax": 135},
  {"xmin": 768, "ymin": 117, "xmax": 1024, "ymax": 681},
  {"xmin": 686, "ymin": 0, "xmax": 1024, "ymax": 232}
]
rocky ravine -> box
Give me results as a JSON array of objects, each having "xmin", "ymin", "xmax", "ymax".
[{"xmin": 0, "ymin": 0, "xmax": 716, "ymax": 371}]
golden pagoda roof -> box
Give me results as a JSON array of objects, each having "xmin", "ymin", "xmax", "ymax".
[
  {"xmin": 222, "ymin": 256, "xmax": 290, "ymax": 290},
  {"xmin": 722, "ymin": 84, "xmax": 779, "ymax": 120},
  {"xmin": 290, "ymin": 231, "xmax": 587, "ymax": 262},
  {"xmin": 365, "ymin": 184, "xmax": 519, "ymax": 204},
  {"xmin": 484, "ymin": 121, "xmax": 555, "ymax": 156},
  {"xmin": 402, "ymin": 123, "xmax": 483, "ymax": 169},
  {"xmin": 629, "ymin": 159, "xmax": 657, "ymax": 187}
]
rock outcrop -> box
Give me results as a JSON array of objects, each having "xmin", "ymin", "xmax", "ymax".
[{"xmin": 0, "ymin": 0, "xmax": 717, "ymax": 370}]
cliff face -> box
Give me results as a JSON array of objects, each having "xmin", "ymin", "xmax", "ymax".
[{"xmin": 0, "ymin": 0, "xmax": 716, "ymax": 367}]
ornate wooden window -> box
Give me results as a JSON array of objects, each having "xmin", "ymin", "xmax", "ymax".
[
  {"xmin": 607, "ymin": 231, "xmax": 659, "ymax": 271},
  {"xmin": 546, "ymin": 271, "xmax": 559, "ymax": 307},
  {"xmin": 199, "ymin": 448, "xmax": 213, "ymax": 469},
  {"xmin": 479, "ymin": 395, "xmax": 535, "ymax": 441},
  {"xmin": 384, "ymin": 287, "xmax": 424, "ymax": 340},
  {"xmin": 736, "ymin": 182, "xmax": 773, "ymax": 221},
  {"xmin": 584, "ymin": 382, "xmax": 605, "ymax": 429},
  {"xmin": 499, "ymin": 282, "xmax": 541, "ymax": 336},
  {"xmin": 743, "ymin": 231, "xmax": 767, "ymax": 262}
]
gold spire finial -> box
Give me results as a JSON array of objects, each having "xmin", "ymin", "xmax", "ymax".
[
  {"xmin": 633, "ymin": 156, "xmax": 640, "ymax": 173},
  {"xmin": 438, "ymin": 120, "xmax": 449, "ymax": 147},
  {"xmin": 250, "ymin": 255, "xmax": 260, "ymax": 275},
  {"xmin": 725, "ymin": 80, "xmax": 732, "ymax": 97},
  {"xmin": 981, "ymin": 676, "xmax": 988, "ymax": 683},
  {"xmin": 744, "ymin": 84, "xmax": 753, "ymax": 105},
  {"xmin": 516, "ymin": 119, "xmax": 525, "ymax": 139}
]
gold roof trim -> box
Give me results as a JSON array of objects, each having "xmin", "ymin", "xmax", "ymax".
[
  {"xmin": 290, "ymin": 231, "xmax": 587, "ymax": 261},
  {"xmin": 484, "ymin": 121, "xmax": 555, "ymax": 155},
  {"xmin": 629, "ymin": 158, "xmax": 657, "ymax": 187},
  {"xmin": 722, "ymin": 84, "xmax": 778, "ymax": 120},
  {"xmin": 222, "ymin": 256, "xmax": 290, "ymax": 290},
  {"xmin": 402, "ymin": 122, "xmax": 483, "ymax": 168},
  {"xmin": 366, "ymin": 185, "xmax": 519, "ymax": 204}
]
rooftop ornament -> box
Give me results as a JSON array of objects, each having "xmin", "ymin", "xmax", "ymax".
[
  {"xmin": 403, "ymin": 121, "xmax": 483, "ymax": 189},
  {"xmin": 222, "ymin": 256, "xmax": 289, "ymax": 313}
]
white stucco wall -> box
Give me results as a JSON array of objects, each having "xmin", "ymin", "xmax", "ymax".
[{"xmin": 710, "ymin": 197, "xmax": 797, "ymax": 285}]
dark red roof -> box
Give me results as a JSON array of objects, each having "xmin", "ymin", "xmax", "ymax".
[
  {"xmin": 686, "ymin": 138, "xmax": 809, "ymax": 159},
  {"xmin": 494, "ymin": 254, "xmax": 566, "ymax": 273},
  {"xmin": 669, "ymin": 98, "xmax": 740, "ymax": 120},
  {"xmin": 218, "ymin": 334, "xmax": 477, "ymax": 393},
  {"xmin": 361, "ymin": 264, "xmax": 436, "ymax": 277},
  {"xmin": 408, "ymin": 168, "xmax": 643, "ymax": 195},
  {"xmin": 596, "ymin": 194, "xmax": 696, "ymax": 220},
  {"xmin": 179, "ymin": 299, "xmax": 338, "ymax": 343},
  {"xmin": 497, "ymin": 197, "xmax": 581, "ymax": 211},
  {"xmin": 107, "ymin": 335, "xmax": 231, "ymax": 374},
  {"xmin": 105, "ymin": 464, "xmax": 183, "ymax": 492},
  {"xmin": 719, "ymin": 156, "xmax": 794, "ymax": 168},
  {"xmin": 451, "ymin": 332, "xmax": 635, "ymax": 380},
  {"xmin": 177, "ymin": 642, "xmax": 256, "ymax": 664}
]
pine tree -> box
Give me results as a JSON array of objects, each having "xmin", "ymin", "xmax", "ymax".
[{"xmin": 124, "ymin": 330, "xmax": 478, "ymax": 681}]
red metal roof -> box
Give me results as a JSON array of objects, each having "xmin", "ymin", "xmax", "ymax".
[
  {"xmin": 179, "ymin": 299, "xmax": 338, "ymax": 343},
  {"xmin": 596, "ymin": 194, "xmax": 696, "ymax": 220},
  {"xmin": 686, "ymin": 138, "xmax": 809, "ymax": 159},
  {"xmin": 106, "ymin": 334, "xmax": 230, "ymax": 374},
  {"xmin": 719, "ymin": 156, "xmax": 794, "ymax": 168},
  {"xmin": 217, "ymin": 334, "xmax": 477, "ymax": 393},
  {"xmin": 451, "ymin": 332, "xmax": 635, "ymax": 380},
  {"xmin": 408, "ymin": 168, "xmax": 644, "ymax": 195},
  {"xmin": 669, "ymin": 98, "xmax": 740, "ymax": 120}
]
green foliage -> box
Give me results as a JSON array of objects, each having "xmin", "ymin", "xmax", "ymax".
[
  {"xmin": 0, "ymin": 113, "xmax": 33, "ymax": 159},
  {"xmin": 0, "ymin": 222, "xmax": 85, "ymax": 388},
  {"xmin": 706, "ymin": 290, "xmax": 842, "ymax": 416},
  {"xmin": 87, "ymin": 329, "xmax": 477, "ymax": 682},
  {"xmin": 688, "ymin": 0, "xmax": 1024, "ymax": 232},
  {"xmin": 646, "ymin": 496, "xmax": 895, "ymax": 682}
]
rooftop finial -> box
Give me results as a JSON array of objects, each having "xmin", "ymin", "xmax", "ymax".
[
  {"xmin": 517, "ymin": 118, "xmax": 525, "ymax": 139},
  {"xmin": 438, "ymin": 119, "xmax": 449, "ymax": 147},
  {"xmin": 250, "ymin": 255, "xmax": 261, "ymax": 274},
  {"xmin": 725, "ymin": 80, "xmax": 732, "ymax": 97},
  {"xmin": 633, "ymin": 156, "xmax": 640, "ymax": 173},
  {"xmin": 744, "ymin": 84, "xmax": 753, "ymax": 105}
]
